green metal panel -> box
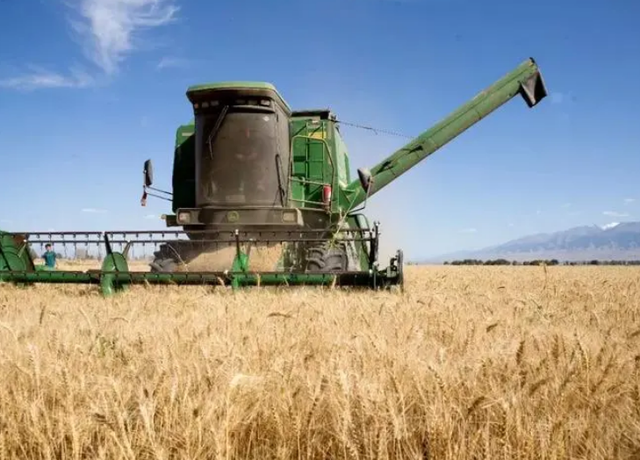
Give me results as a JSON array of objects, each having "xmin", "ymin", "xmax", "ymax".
[
  {"xmin": 0, "ymin": 231, "xmax": 35, "ymax": 272},
  {"xmin": 288, "ymin": 114, "xmax": 338, "ymax": 211},
  {"xmin": 286, "ymin": 111, "xmax": 359, "ymax": 217},
  {"xmin": 289, "ymin": 118, "xmax": 308, "ymax": 207},
  {"xmin": 100, "ymin": 252, "xmax": 130, "ymax": 296}
]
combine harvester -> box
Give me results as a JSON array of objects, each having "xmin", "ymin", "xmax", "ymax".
[{"xmin": 0, "ymin": 58, "xmax": 548, "ymax": 296}]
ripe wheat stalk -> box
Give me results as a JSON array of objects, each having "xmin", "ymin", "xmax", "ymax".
[{"xmin": 0, "ymin": 264, "xmax": 639, "ymax": 458}]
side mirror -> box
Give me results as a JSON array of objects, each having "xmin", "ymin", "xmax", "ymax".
[
  {"xmin": 143, "ymin": 159, "xmax": 153, "ymax": 187},
  {"xmin": 357, "ymin": 168, "xmax": 372, "ymax": 192}
]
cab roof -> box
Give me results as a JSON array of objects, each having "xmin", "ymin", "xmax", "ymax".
[{"xmin": 186, "ymin": 81, "xmax": 291, "ymax": 112}]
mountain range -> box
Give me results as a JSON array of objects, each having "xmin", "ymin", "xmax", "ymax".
[{"xmin": 424, "ymin": 222, "xmax": 640, "ymax": 263}]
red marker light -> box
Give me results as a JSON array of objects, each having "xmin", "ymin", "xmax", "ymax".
[{"xmin": 322, "ymin": 184, "xmax": 332, "ymax": 208}]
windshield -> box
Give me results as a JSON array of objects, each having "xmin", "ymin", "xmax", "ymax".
[{"xmin": 195, "ymin": 109, "xmax": 286, "ymax": 207}]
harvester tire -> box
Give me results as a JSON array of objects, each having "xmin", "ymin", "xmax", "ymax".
[
  {"xmin": 149, "ymin": 258, "xmax": 178, "ymax": 273},
  {"xmin": 305, "ymin": 244, "xmax": 348, "ymax": 272},
  {"xmin": 149, "ymin": 243, "xmax": 181, "ymax": 273}
]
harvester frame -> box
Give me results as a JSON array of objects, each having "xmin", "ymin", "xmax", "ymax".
[{"xmin": 0, "ymin": 57, "xmax": 548, "ymax": 296}]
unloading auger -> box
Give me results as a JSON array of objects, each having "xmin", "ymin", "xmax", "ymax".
[{"xmin": 0, "ymin": 58, "xmax": 548, "ymax": 296}]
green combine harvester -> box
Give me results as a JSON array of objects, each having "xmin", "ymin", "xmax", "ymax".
[{"xmin": 0, "ymin": 58, "xmax": 548, "ymax": 296}]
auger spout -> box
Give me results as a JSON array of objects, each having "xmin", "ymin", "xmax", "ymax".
[{"xmin": 346, "ymin": 57, "xmax": 548, "ymax": 207}]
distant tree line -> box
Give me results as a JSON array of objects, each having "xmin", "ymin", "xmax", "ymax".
[{"xmin": 442, "ymin": 259, "xmax": 640, "ymax": 266}]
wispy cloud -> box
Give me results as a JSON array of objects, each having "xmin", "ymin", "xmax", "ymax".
[
  {"xmin": 603, "ymin": 211, "xmax": 629, "ymax": 218},
  {"xmin": 459, "ymin": 228, "xmax": 477, "ymax": 234},
  {"xmin": 602, "ymin": 222, "xmax": 620, "ymax": 230},
  {"xmin": 624, "ymin": 198, "xmax": 636, "ymax": 204},
  {"xmin": 69, "ymin": 0, "xmax": 180, "ymax": 75},
  {"xmin": 156, "ymin": 56, "xmax": 189, "ymax": 70},
  {"xmin": 561, "ymin": 202, "xmax": 571, "ymax": 208},
  {"xmin": 144, "ymin": 214, "xmax": 157, "ymax": 219},
  {"xmin": 81, "ymin": 207, "xmax": 108, "ymax": 213},
  {"xmin": 0, "ymin": 67, "xmax": 94, "ymax": 90},
  {"xmin": 1, "ymin": 0, "xmax": 179, "ymax": 90}
]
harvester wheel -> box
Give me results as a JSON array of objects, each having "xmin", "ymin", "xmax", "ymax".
[
  {"xmin": 305, "ymin": 243, "xmax": 348, "ymax": 272},
  {"xmin": 150, "ymin": 258, "xmax": 178, "ymax": 273},
  {"xmin": 149, "ymin": 243, "xmax": 182, "ymax": 273}
]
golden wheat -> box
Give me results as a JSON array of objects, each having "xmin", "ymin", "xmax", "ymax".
[
  {"xmin": 0, "ymin": 265, "xmax": 639, "ymax": 459},
  {"xmin": 181, "ymin": 243, "xmax": 284, "ymax": 272}
]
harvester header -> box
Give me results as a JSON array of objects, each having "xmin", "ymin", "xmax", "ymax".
[{"xmin": 1, "ymin": 58, "xmax": 548, "ymax": 296}]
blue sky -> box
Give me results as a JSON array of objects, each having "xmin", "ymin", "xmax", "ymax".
[{"xmin": 1, "ymin": 0, "xmax": 639, "ymax": 260}]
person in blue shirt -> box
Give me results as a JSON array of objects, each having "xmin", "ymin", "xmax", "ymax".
[{"xmin": 42, "ymin": 244, "xmax": 57, "ymax": 269}]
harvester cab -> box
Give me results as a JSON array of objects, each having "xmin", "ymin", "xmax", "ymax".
[{"xmin": 1, "ymin": 58, "xmax": 548, "ymax": 296}]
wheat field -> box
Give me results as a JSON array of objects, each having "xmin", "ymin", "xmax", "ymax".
[{"xmin": 0, "ymin": 264, "xmax": 639, "ymax": 459}]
